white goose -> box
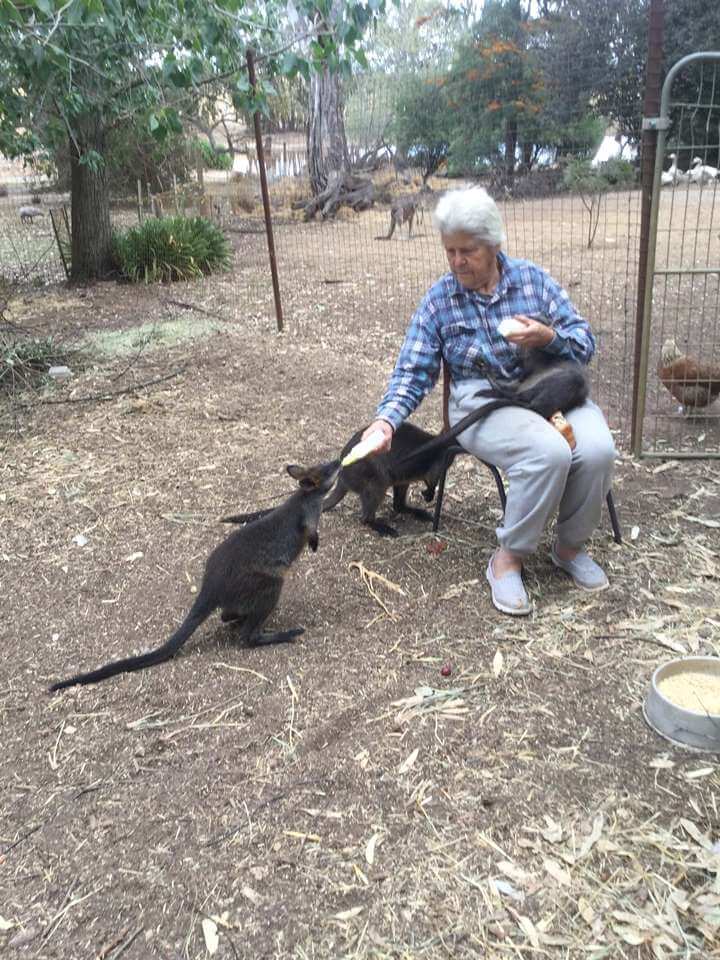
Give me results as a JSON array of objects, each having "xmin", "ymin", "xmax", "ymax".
[
  {"xmin": 661, "ymin": 153, "xmax": 688, "ymax": 186},
  {"xmin": 690, "ymin": 157, "xmax": 719, "ymax": 185}
]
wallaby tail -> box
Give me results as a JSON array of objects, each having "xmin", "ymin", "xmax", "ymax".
[
  {"xmin": 321, "ymin": 476, "xmax": 349, "ymax": 513},
  {"xmin": 48, "ymin": 594, "xmax": 215, "ymax": 692},
  {"xmin": 396, "ymin": 399, "xmax": 514, "ymax": 471},
  {"xmin": 220, "ymin": 506, "xmax": 275, "ymax": 525}
]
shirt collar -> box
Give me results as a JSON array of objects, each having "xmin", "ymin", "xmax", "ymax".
[{"xmin": 447, "ymin": 250, "xmax": 518, "ymax": 301}]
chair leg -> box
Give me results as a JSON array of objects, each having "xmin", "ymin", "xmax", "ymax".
[
  {"xmin": 606, "ymin": 489, "xmax": 622, "ymax": 544},
  {"xmin": 432, "ymin": 451, "xmax": 453, "ymax": 533},
  {"xmin": 485, "ymin": 462, "xmax": 507, "ymax": 512}
]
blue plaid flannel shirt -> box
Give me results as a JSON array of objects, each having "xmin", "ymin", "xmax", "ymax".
[{"xmin": 375, "ymin": 251, "xmax": 596, "ymax": 430}]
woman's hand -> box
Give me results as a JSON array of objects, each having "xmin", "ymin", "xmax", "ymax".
[
  {"xmin": 504, "ymin": 315, "xmax": 555, "ymax": 349},
  {"xmin": 361, "ymin": 419, "xmax": 394, "ymax": 454}
]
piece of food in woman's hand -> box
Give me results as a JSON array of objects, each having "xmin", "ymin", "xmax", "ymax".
[{"xmin": 497, "ymin": 316, "xmax": 528, "ymax": 338}]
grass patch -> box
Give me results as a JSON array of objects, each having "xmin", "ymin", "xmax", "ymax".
[{"xmin": 84, "ymin": 318, "xmax": 228, "ymax": 358}]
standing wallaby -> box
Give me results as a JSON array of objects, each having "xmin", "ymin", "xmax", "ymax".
[
  {"xmin": 376, "ymin": 194, "xmax": 421, "ymax": 241},
  {"xmin": 49, "ymin": 460, "xmax": 341, "ymax": 692},
  {"xmin": 322, "ymin": 422, "xmax": 458, "ymax": 537}
]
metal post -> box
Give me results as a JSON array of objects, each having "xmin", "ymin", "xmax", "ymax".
[
  {"xmin": 631, "ymin": 0, "xmax": 664, "ymax": 454},
  {"xmin": 246, "ymin": 48, "xmax": 284, "ymax": 333}
]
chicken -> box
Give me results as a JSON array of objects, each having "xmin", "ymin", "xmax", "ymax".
[{"xmin": 658, "ymin": 339, "xmax": 720, "ymax": 413}]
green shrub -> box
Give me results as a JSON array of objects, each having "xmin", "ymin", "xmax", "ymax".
[
  {"xmin": 563, "ymin": 157, "xmax": 636, "ymax": 193},
  {"xmin": 595, "ymin": 157, "xmax": 636, "ymax": 187},
  {"xmin": 113, "ymin": 216, "xmax": 231, "ymax": 283},
  {"xmin": 0, "ymin": 334, "xmax": 72, "ymax": 392},
  {"xmin": 192, "ymin": 138, "xmax": 233, "ymax": 171}
]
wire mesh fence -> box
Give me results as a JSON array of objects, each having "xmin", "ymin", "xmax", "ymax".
[
  {"xmin": 3, "ymin": 7, "xmax": 719, "ymax": 458},
  {"xmin": 0, "ymin": 179, "xmax": 68, "ymax": 287},
  {"xmin": 637, "ymin": 53, "xmax": 720, "ymax": 457}
]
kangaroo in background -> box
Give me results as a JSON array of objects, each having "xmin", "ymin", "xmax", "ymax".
[
  {"xmin": 376, "ymin": 190, "xmax": 427, "ymax": 241},
  {"xmin": 49, "ymin": 460, "xmax": 341, "ymax": 692},
  {"xmin": 19, "ymin": 205, "xmax": 44, "ymax": 224},
  {"xmin": 322, "ymin": 422, "xmax": 458, "ymax": 537}
]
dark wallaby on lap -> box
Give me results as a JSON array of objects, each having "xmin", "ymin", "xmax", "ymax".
[
  {"xmin": 397, "ymin": 357, "xmax": 590, "ymax": 472},
  {"xmin": 322, "ymin": 422, "xmax": 459, "ymax": 537},
  {"xmin": 49, "ymin": 461, "xmax": 341, "ymax": 692}
]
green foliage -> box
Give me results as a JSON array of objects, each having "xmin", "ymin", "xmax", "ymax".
[
  {"xmin": 563, "ymin": 157, "xmax": 636, "ymax": 194},
  {"xmin": 113, "ymin": 216, "xmax": 231, "ymax": 283},
  {"xmin": 563, "ymin": 157, "xmax": 636, "ymax": 248},
  {"xmin": 0, "ymin": 0, "xmax": 388, "ymax": 279},
  {"xmin": 443, "ymin": 0, "xmax": 554, "ymax": 176},
  {"xmin": 0, "ymin": 334, "xmax": 72, "ymax": 393},
  {"xmin": 596, "ymin": 157, "xmax": 636, "ymax": 187},
  {"xmin": 192, "ymin": 138, "xmax": 233, "ymax": 171},
  {"xmin": 554, "ymin": 116, "xmax": 607, "ymax": 161},
  {"xmin": 55, "ymin": 124, "xmax": 198, "ymax": 193},
  {"xmin": 390, "ymin": 74, "xmax": 452, "ymax": 180}
]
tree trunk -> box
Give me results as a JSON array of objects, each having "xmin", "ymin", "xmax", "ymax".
[
  {"xmin": 307, "ymin": 65, "xmax": 350, "ymax": 196},
  {"xmin": 69, "ymin": 116, "xmax": 114, "ymax": 282}
]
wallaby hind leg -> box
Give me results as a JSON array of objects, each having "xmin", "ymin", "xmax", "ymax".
[
  {"xmin": 359, "ymin": 486, "xmax": 398, "ymax": 537},
  {"xmin": 393, "ymin": 484, "xmax": 433, "ymax": 521},
  {"xmin": 234, "ymin": 576, "xmax": 301, "ymax": 646},
  {"xmin": 421, "ymin": 481, "xmax": 437, "ymax": 503},
  {"xmin": 251, "ymin": 627, "xmax": 305, "ymax": 646}
]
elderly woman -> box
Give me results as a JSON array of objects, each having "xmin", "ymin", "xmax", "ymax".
[{"xmin": 363, "ymin": 187, "xmax": 616, "ymax": 615}]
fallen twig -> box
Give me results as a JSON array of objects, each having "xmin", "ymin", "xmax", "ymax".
[{"xmin": 31, "ymin": 368, "xmax": 186, "ymax": 406}]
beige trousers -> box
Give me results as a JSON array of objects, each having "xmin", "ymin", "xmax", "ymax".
[{"xmin": 449, "ymin": 378, "xmax": 616, "ymax": 557}]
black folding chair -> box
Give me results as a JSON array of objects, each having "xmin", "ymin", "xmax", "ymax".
[{"xmin": 431, "ymin": 361, "xmax": 622, "ymax": 544}]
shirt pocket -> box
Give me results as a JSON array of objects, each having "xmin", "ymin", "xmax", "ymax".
[{"xmin": 441, "ymin": 322, "xmax": 486, "ymax": 374}]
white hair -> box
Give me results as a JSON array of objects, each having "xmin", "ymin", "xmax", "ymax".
[{"xmin": 432, "ymin": 188, "xmax": 506, "ymax": 246}]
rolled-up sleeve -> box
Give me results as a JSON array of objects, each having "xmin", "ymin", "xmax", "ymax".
[
  {"xmin": 538, "ymin": 270, "xmax": 595, "ymax": 365},
  {"xmin": 375, "ymin": 294, "xmax": 442, "ymax": 430}
]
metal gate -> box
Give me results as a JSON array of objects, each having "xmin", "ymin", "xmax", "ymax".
[{"xmin": 634, "ymin": 52, "xmax": 720, "ymax": 458}]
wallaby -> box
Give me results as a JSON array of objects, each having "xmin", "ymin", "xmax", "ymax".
[
  {"xmin": 376, "ymin": 194, "xmax": 422, "ymax": 241},
  {"xmin": 49, "ymin": 460, "xmax": 341, "ymax": 692},
  {"xmin": 322, "ymin": 422, "xmax": 459, "ymax": 537},
  {"xmin": 397, "ymin": 357, "xmax": 590, "ymax": 472}
]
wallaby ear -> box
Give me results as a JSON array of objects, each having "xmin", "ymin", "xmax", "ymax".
[{"xmin": 287, "ymin": 464, "xmax": 317, "ymax": 488}]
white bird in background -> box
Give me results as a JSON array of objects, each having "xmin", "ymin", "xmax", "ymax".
[
  {"xmin": 661, "ymin": 153, "xmax": 688, "ymax": 187},
  {"xmin": 689, "ymin": 157, "xmax": 719, "ymax": 185}
]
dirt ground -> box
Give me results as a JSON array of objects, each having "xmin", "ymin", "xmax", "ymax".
[{"xmin": 2, "ymin": 205, "xmax": 720, "ymax": 959}]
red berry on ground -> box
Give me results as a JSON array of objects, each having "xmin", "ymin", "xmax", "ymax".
[{"xmin": 441, "ymin": 662, "xmax": 452, "ymax": 677}]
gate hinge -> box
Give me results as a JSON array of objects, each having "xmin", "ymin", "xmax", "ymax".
[{"xmin": 642, "ymin": 116, "xmax": 671, "ymax": 131}]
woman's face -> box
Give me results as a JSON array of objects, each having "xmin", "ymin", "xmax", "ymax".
[{"xmin": 442, "ymin": 232, "xmax": 500, "ymax": 290}]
